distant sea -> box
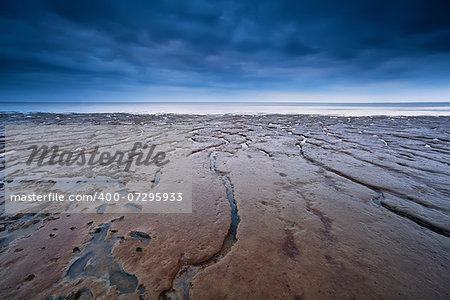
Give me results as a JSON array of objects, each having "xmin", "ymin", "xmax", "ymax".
[{"xmin": 1, "ymin": 102, "xmax": 449, "ymax": 116}]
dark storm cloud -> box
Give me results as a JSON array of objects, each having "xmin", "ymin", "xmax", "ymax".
[{"xmin": 1, "ymin": 0, "xmax": 450, "ymax": 100}]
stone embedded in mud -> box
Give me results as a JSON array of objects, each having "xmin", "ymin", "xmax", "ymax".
[
  {"xmin": 24, "ymin": 274, "xmax": 35, "ymax": 281},
  {"xmin": 130, "ymin": 231, "xmax": 151, "ymax": 244}
]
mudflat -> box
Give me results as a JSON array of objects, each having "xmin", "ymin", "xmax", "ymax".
[{"xmin": 1, "ymin": 113, "xmax": 449, "ymax": 299}]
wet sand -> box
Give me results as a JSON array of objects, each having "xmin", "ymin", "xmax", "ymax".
[{"xmin": 0, "ymin": 113, "xmax": 449, "ymax": 299}]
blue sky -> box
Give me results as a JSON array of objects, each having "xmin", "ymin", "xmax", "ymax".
[{"xmin": 1, "ymin": 0, "xmax": 450, "ymax": 102}]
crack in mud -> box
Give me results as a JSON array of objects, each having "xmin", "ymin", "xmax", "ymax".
[
  {"xmin": 296, "ymin": 143, "xmax": 450, "ymax": 238},
  {"xmin": 161, "ymin": 152, "xmax": 240, "ymax": 300},
  {"xmin": 375, "ymin": 193, "xmax": 450, "ymax": 238},
  {"xmin": 152, "ymin": 169, "xmax": 161, "ymax": 188},
  {"xmin": 189, "ymin": 142, "xmax": 226, "ymax": 156},
  {"xmin": 253, "ymin": 147, "xmax": 271, "ymax": 157}
]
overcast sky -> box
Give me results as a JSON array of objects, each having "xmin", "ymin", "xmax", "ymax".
[{"xmin": 1, "ymin": 0, "xmax": 450, "ymax": 102}]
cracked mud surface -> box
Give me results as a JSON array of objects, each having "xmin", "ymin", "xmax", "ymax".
[{"xmin": 1, "ymin": 113, "xmax": 449, "ymax": 299}]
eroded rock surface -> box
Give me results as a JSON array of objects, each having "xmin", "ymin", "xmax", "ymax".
[{"xmin": 0, "ymin": 113, "xmax": 449, "ymax": 299}]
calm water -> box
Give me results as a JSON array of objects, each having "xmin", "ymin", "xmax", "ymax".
[{"xmin": 1, "ymin": 102, "xmax": 449, "ymax": 116}]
